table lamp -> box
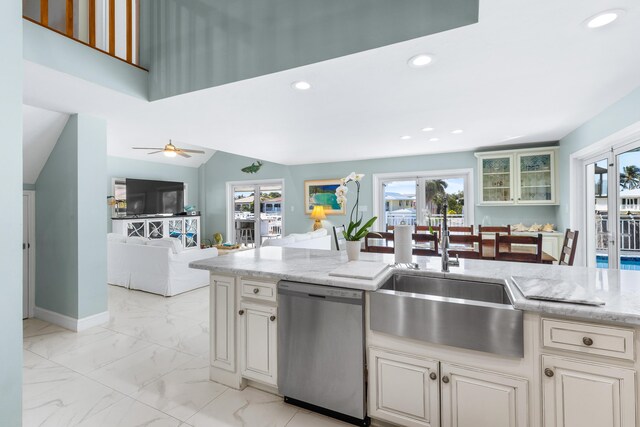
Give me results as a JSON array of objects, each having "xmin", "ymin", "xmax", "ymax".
[{"xmin": 310, "ymin": 205, "xmax": 326, "ymax": 231}]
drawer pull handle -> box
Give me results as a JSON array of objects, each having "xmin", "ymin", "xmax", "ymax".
[
  {"xmin": 442, "ymin": 376, "xmax": 450, "ymax": 384},
  {"xmin": 582, "ymin": 337, "xmax": 593, "ymax": 346},
  {"xmin": 429, "ymin": 372, "xmax": 437, "ymax": 381},
  {"xmin": 238, "ymin": 310, "xmax": 245, "ymax": 316},
  {"xmin": 544, "ymin": 368, "xmax": 554, "ymax": 378},
  {"xmin": 253, "ymin": 288, "xmax": 260, "ymax": 294},
  {"xmin": 270, "ymin": 315, "xmax": 276, "ymax": 322}
]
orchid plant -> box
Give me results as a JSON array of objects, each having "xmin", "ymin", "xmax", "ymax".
[{"xmin": 336, "ymin": 172, "xmax": 378, "ymax": 241}]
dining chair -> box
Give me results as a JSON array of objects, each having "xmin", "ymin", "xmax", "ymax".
[
  {"xmin": 412, "ymin": 233, "xmax": 439, "ymax": 256},
  {"xmin": 415, "ymin": 225, "xmax": 441, "ymax": 235},
  {"xmin": 449, "ymin": 233, "xmax": 482, "ymax": 259},
  {"xmin": 479, "ymin": 225, "xmax": 511, "ymax": 257},
  {"xmin": 364, "ymin": 232, "xmax": 395, "ymax": 253},
  {"xmin": 387, "ymin": 225, "xmax": 395, "ymax": 232},
  {"xmin": 495, "ymin": 233, "xmax": 542, "ymax": 263},
  {"xmin": 449, "ymin": 225, "xmax": 474, "ymax": 234},
  {"xmin": 332, "ymin": 225, "xmax": 346, "ymax": 251},
  {"xmin": 559, "ymin": 229, "xmax": 579, "ymax": 266}
]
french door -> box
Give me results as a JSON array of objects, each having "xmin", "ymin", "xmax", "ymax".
[
  {"xmin": 585, "ymin": 141, "xmax": 640, "ymax": 269},
  {"xmin": 228, "ymin": 180, "xmax": 284, "ymax": 247}
]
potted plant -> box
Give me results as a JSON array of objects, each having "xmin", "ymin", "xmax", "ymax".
[{"xmin": 335, "ymin": 172, "xmax": 377, "ymax": 261}]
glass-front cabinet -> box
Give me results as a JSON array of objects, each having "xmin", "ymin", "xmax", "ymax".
[{"xmin": 476, "ymin": 148, "xmax": 558, "ymax": 205}]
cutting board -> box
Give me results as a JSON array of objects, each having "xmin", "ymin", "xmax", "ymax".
[
  {"xmin": 511, "ymin": 276, "xmax": 605, "ymax": 306},
  {"xmin": 329, "ymin": 261, "xmax": 390, "ymax": 280}
]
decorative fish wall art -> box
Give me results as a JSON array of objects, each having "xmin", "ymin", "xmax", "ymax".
[{"xmin": 241, "ymin": 161, "xmax": 263, "ymax": 174}]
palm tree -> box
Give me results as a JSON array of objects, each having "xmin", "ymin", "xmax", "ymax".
[
  {"xmin": 620, "ymin": 165, "xmax": 640, "ymax": 190},
  {"xmin": 424, "ymin": 179, "xmax": 448, "ymax": 214}
]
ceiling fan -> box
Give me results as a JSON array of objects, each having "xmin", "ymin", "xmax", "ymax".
[{"xmin": 132, "ymin": 140, "xmax": 205, "ymax": 158}]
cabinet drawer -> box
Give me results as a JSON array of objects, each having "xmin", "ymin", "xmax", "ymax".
[
  {"xmin": 240, "ymin": 279, "xmax": 277, "ymax": 302},
  {"xmin": 542, "ymin": 318, "xmax": 635, "ymax": 361}
]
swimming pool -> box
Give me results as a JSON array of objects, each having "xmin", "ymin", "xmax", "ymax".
[{"xmin": 596, "ymin": 255, "xmax": 640, "ymax": 270}]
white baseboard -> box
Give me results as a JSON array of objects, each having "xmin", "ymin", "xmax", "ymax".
[{"xmin": 34, "ymin": 307, "xmax": 110, "ymax": 332}]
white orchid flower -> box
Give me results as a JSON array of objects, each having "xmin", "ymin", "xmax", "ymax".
[
  {"xmin": 355, "ymin": 174, "xmax": 365, "ymax": 181},
  {"xmin": 336, "ymin": 185, "xmax": 348, "ymax": 194},
  {"xmin": 336, "ymin": 195, "xmax": 347, "ymax": 206},
  {"xmin": 345, "ymin": 172, "xmax": 357, "ymax": 182}
]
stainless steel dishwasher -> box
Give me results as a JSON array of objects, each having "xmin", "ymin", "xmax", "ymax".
[{"xmin": 278, "ymin": 281, "xmax": 368, "ymax": 426}]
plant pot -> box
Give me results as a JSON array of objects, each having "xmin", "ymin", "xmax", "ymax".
[{"xmin": 346, "ymin": 240, "xmax": 362, "ymax": 261}]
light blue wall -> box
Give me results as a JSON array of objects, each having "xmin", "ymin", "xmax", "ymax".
[
  {"xmin": 0, "ymin": 1, "xmax": 23, "ymax": 424},
  {"xmin": 23, "ymin": 20, "xmax": 148, "ymax": 99},
  {"xmin": 203, "ymin": 149, "xmax": 558, "ymax": 240},
  {"xmin": 558, "ymin": 86, "xmax": 640, "ymax": 230},
  {"xmin": 24, "ymin": 183, "xmax": 36, "ymax": 190},
  {"xmin": 36, "ymin": 114, "xmax": 108, "ymax": 319},
  {"xmin": 106, "ymin": 156, "xmax": 201, "ymax": 231},
  {"xmin": 139, "ymin": 0, "xmax": 478, "ymax": 100}
]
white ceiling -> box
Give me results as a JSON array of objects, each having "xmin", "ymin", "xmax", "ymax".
[
  {"xmin": 23, "ymin": 0, "xmax": 640, "ymax": 166},
  {"xmin": 23, "ymin": 105, "xmax": 69, "ymax": 184}
]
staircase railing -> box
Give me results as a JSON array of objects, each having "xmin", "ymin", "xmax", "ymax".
[{"xmin": 23, "ymin": 0, "xmax": 145, "ymax": 69}]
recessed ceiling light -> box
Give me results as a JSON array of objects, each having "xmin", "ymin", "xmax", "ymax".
[
  {"xmin": 451, "ymin": 129, "xmax": 464, "ymax": 134},
  {"xmin": 401, "ymin": 135, "xmax": 412, "ymax": 140},
  {"xmin": 421, "ymin": 127, "xmax": 434, "ymax": 132},
  {"xmin": 407, "ymin": 54, "xmax": 434, "ymax": 68},
  {"xmin": 291, "ymin": 81, "xmax": 311, "ymax": 90},
  {"xmin": 585, "ymin": 10, "xmax": 624, "ymax": 29},
  {"xmin": 429, "ymin": 138, "xmax": 440, "ymax": 142}
]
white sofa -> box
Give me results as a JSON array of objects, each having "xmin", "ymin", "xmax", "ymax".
[
  {"xmin": 107, "ymin": 234, "xmax": 218, "ymax": 296},
  {"xmin": 261, "ymin": 228, "xmax": 331, "ymax": 250}
]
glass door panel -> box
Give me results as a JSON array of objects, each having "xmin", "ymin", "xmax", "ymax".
[
  {"xmin": 421, "ymin": 178, "xmax": 466, "ymax": 229},
  {"xmin": 482, "ymin": 157, "xmax": 512, "ymax": 203},
  {"xmin": 519, "ymin": 153, "xmax": 552, "ymax": 202},
  {"xmin": 616, "ymin": 147, "xmax": 640, "ymax": 270},
  {"xmin": 233, "ymin": 185, "xmax": 256, "ymax": 247},
  {"xmin": 259, "ymin": 184, "xmax": 283, "ymax": 244},
  {"xmin": 585, "ymin": 159, "xmax": 611, "ymax": 268},
  {"xmin": 382, "ymin": 180, "xmax": 417, "ymax": 230}
]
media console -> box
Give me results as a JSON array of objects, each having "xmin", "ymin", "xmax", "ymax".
[{"xmin": 112, "ymin": 215, "xmax": 201, "ymax": 249}]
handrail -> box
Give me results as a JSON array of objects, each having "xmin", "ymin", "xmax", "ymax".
[{"xmin": 24, "ymin": 0, "xmax": 146, "ymax": 70}]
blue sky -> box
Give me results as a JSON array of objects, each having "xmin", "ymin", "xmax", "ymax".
[{"xmin": 385, "ymin": 178, "xmax": 464, "ymax": 196}]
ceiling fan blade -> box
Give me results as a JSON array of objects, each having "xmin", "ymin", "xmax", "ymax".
[
  {"xmin": 177, "ymin": 151, "xmax": 192, "ymax": 158},
  {"xmin": 147, "ymin": 151, "xmax": 163, "ymax": 155},
  {"xmin": 132, "ymin": 147, "xmax": 164, "ymax": 150},
  {"xmin": 179, "ymin": 149, "xmax": 206, "ymax": 154}
]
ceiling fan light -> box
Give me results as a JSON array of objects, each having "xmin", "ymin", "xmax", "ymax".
[{"xmin": 164, "ymin": 150, "xmax": 177, "ymax": 158}]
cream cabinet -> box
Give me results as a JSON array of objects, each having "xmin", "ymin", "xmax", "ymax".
[
  {"xmin": 238, "ymin": 301, "xmax": 277, "ymax": 386},
  {"xmin": 368, "ymin": 348, "xmax": 529, "ymax": 427},
  {"xmin": 210, "ymin": 275, "xmax": 236, "ymax": 372},
  {"xmin": 440, "ymin": 363, "xmax": 529, "ymax": 427},
  {"xmin": 369, "ymin": 348, "xmax": 440, "ymax": 427},
  {"xmin": 476, "ymin": 148, "xmax": 558, "ymax": 206},
  {"xmin": 541, "ymin": 355, "xmax": 636, "ymax": 427}
]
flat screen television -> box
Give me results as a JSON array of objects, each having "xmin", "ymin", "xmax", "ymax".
[{"xmin": 125, "ymin": 178, "xmax": 184, "ymax": 215}]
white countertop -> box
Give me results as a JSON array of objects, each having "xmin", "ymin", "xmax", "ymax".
[{"xmin": 190, "ymin": 247, "xmax": 640, "ymax": 326}]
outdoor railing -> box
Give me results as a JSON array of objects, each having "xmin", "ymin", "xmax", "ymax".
[
  {"xmin": 596, "ymin": 215, "xmax": 640, "ymax": 252},
  {"xmin": 23, "ymin": 0, "xmax": 143, "ymax": 68},
  {"xmin": 385, "ymin": 213, "xmax": 465, "ymax": 228}
]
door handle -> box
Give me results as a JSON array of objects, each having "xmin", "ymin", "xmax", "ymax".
[{"xmin": 23, "ymin": 243, "xmax": 26, "ymax": 250}]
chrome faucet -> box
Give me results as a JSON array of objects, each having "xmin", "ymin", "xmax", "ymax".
[{"xmin": 441, "ymin": 201, "xmax": 459, "ymax": 272}]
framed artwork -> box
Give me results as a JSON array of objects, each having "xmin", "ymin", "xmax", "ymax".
[{"xmin": 304, "ymin": 179, "xmax": 346, "ymax": 215}]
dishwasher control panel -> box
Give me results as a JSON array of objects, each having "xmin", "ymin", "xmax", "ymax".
[{"xmin": 278, "ymin": 281, "xmax": 363, "ymax": 301}]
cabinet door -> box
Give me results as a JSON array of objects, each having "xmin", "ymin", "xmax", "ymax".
[
  {"xmin": 441, "ymin": 363, "xmax": 528, "ymax": 427},
  {"xmin": 126, "ymin": 220, "xmax": 146, "ymax": 237},
  {"xmin": 369, "ymin": 348, "xmax": 440, "ymax": 427},
  {"xmin": 211, "ymin": 275, "xmax": 236, "ymax": 372},
  {"xmin": 185, "ymin": 217, "xmax": 199, "ymax": 248},
  {"xmin": 516, "ymin": 151, "xmax": 555, "ymax": 204},
  {"xmin": 480, "ymin": 156, "xmax": 514, "ymax": 204},
  {"xmin": 542, "ymin": 355, "xmax": 636, "ymax": 427},
  {"xmin": 239, "ymin": 302, "xmax": 277, "ymax": 386}
]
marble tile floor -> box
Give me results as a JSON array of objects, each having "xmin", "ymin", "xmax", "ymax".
[{"xmin": 23, "ymin": 285, "xmax": 351, "ymax": 427}]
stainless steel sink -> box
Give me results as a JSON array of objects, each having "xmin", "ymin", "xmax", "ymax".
[{"xmin": 370, "ymin": 273, "xmax": 524, "ymax": 357}]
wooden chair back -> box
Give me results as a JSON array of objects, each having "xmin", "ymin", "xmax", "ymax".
[
  {"xmin": 559, "ymin": 229, "xmax": 579, "ymax": 266},
  {"xmin": 448, "ymin": 233, "xmax": 482, "ymax": 259},
  {"xmin": 332, "ymin": 225, "xmax": 346, "ymax": 251},
  {"xmin": 495, "ymin": 234, "xmax": 542, "ymax": 263},
  {"xmin": 364, "ymin": 232, "xmax": 394, "ymax": 253},
  {"xmin": 415, "ymin": 225, "xmax": 441, "ymax": 235},
  {"xmin": 412, "ymin": 232, "xmax": 439, "ymax": 256},
  {"xmin": 479, "ymin": 225, "xmax": 511, "ymax": 235},
  {"xmin": 449, "ymin": 225, "xmax": 474, "ymax": 234},
  {"xmin": 387, "ymin": 225, "xmax": 395, "ymax": 232}
]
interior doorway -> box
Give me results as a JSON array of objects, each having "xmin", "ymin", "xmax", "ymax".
[
  {"xmin": 227, "ymin": 179, "xmax": 284, "ymax": 247},
  {"xmin": 23, "ymin": 191, "xmax": 35, "ymax": 319}
]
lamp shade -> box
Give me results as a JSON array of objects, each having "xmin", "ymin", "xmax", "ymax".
[{"xmin": 310, "ymin": 205, "xmax": 327, "ymax": 220}]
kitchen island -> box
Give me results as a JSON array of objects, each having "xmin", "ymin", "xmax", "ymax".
[{"xmin": 191, "ymin": 247, "xmax": 640, "ymax": 427}]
